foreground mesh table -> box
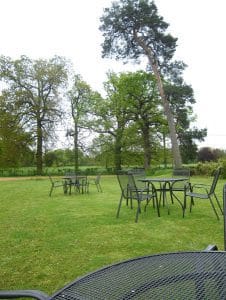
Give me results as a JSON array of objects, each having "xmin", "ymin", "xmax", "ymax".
[{"xmin": 1, "ymin": 251, "xmax": 226, "ymax": 299}]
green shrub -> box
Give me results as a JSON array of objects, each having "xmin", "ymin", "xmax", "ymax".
[
  {"xmin": 192, "ymin": 162, "xmax": 221, "ymax": 177},
  {"xmin": 219, "ymin": 159, "xmax": 226, "ymax": 179}
]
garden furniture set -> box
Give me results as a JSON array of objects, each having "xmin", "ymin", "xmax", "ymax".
[
  {"xmin": 49, "ymin": 174, "xmax": 102, "ymax": 196},
  {"xmin": 116, "ymin": 167, "xmax": 223, "ymax": 222}
]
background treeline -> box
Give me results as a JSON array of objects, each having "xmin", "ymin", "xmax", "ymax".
[
  {"xmin": 0, "ymin": 56, "xmax": 208, "ymax": 174},
  {"xmin": 0, "ymin": 147, "xmax": 226, "ymax": 178},
  {"xmin": 0, "ymin": 1, "xmax": 224, "ymax": 175}
]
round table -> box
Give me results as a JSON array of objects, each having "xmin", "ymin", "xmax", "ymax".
[
  {"xmin": 140, "ymin": 177, "xmax": 189, "ymax": 214},
  {"xmin": 1, "ymin": 251, "xmax": 226, "ymax": 299},
  {"xmin": 51, "ymin": 251, "xmax": 226, "ymax": 299}
]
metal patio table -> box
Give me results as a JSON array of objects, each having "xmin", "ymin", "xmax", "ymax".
[
  {"xmin": 62, "ymin": 175, "xmax": 86, "ymax": 194},
  {"xmin": 1, "ymin": 251, "xmax": 226, "ymax": 299},
  {"xmin": 140, "ymin": 177, "xmax": 188, "ymax": 214}
]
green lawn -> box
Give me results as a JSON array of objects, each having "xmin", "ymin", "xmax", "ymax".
[{"xmin": 0, "ymin": 174, "xmax": 225, "ymax": 294}]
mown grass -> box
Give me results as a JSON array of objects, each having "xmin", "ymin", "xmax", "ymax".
[{"xmin": 0, "ymin": 174, "xmax": 225, "ymax": 294}]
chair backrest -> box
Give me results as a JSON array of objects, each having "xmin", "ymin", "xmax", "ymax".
[
  {"xmin": 223, "ymin": 184, "xmax": 226, "ymax": 251},
  {"xmin": 128, "ymin": 168, "xmax": 145, "ymax": 176},
  {"xmin": 127, "ymin": 173, "xmax": 137, "ymax": 191},
  {"xmin": 172, "ymin": 168, "xmax": 190, "ymax": 178},
  {"xmin": 171, "ymin": 168, "xmax": 190, "ymax": 190},
  {"xmin": 95, "ymin": 174, "xmax": 101, "ymax": 184},
  {"xmin": 128, "ymin": 169, "xmax": 146, "ymax": 189},
  {"xmin": 65, "ymin": 172, "xmax": 76, "ymax": 176},
  {"xmin": 210, "ymin": 167, "xmax": 221, "ymax": 194},
  {"xmin": 117, "ymin": 173, "xmax": 129, "ymax": 199},
  {"xmin": 48, "ymin": 175, "xmax": 54, "ymax": 184}
]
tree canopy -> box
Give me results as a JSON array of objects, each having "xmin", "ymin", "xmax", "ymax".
[
  {"xmin": 99, "ymin": 0, "xmax": 186, "ymax": 167},
  {"xmin": 0, "ymin": 55, "xmax": 69, "ymax": 174}
]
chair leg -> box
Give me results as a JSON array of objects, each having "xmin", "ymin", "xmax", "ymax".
[
  {"xmin": 63, "ymin": 183, "xmax": 68, "ymax": 194},
  {"xmin": 144, "ymin": 199, "xmax": 150, "ymax": 212},
  {"xmin": 49, "ymin": 186, "xmax": 53, "ymax": 197},
  {"xmin": 209, "ymin": 196, "xmax": 220, "ymax": 220},
  {"xmin": 135, "ymin": 201, "xmax": 141, "ymax": 222},
  {"xmin": 126, "ymin": 189, "xmax": 129, "ymax": 206},
  {"xmin": 190, "ymin": 197, "xmax": 194, "ymax": 212},
  {"xmin": 116, "ymin": 195, "xmax": 123, "ymax": 218},
  {"xmin": 167, "ymin": 183, "xmax": 174, "ymax": 204},
  {"xmin": 98, "ymin": 183, "xmax": 103, "ymax": 192},
  {"xmin": 213, "ymin": 193, "xmax": 223, "ymax": 215},
  {"xmin": 155, "ymin": 194, "xmax": 160, "ymax": 217},
  {"xmin": 182, "ymin": 194, "xmax": 186, "ymax": 218}
]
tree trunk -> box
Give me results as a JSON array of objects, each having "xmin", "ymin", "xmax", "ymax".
[
  {"xmin": 36, "ymin": 120, "xmax": 43, "ymax": 175},
  {"xmin": 134, "ymin": 33, "xmax": 182, "ymax": 168},
  {"xmin": 114, "ymin": 129, "xmax": 123, "ymax": 171},
  {"xmin": 163, "ymin": 131, "xmax": 167, "ymax": 168},
  {"xmin": 142, "ymin": 125, "xmax": 152, "ymax": 170},
  {"xmin": 74, "ymin": 121, "xmax": 79, "ymax": 172}
]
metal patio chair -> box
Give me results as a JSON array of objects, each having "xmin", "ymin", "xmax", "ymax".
[
  {"xmin": 183, "ymin": 167, "xmax": 223, "ymax": 220},
  {"xmin": 170, "ymin": 168, "xmax": 190, "ymax": 203},
  {"xmin": 205, "ymin": 184, "xmax": 226, "ymax": 251},
  {"xmin": 127, "ymin": 168, "xmax": 148, "ymax": 208},
  {"xmin": 76, "ymin": 175, "xmax": 89, "ymax": 194},
  {"xmin": 48, "ymin": 175, "xmax": 68, "ymax": 196},
  {"xmin": 116, "ymin": 173, "xmax": 159, "ymax": 222},
  {"xmin": 128, "ymin": 168, "xmax": 147, "ymax": 191},
  {"xmin": 88, "ymin": 174, "xmax": 102, "ymax": 192},
  {"xmin": 224, "ymin": 184, "xmax": 226, "ymax": 250}
]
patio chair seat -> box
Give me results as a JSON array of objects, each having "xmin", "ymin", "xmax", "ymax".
[
  {"xmin": 185, "ymin": 192, "xmax": 211, "ymax": 199},
  {"xmin": 183, "ymin": 167, "xmax": 223, "ymax": 220}
]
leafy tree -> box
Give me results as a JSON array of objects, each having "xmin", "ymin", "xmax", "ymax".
[
  {"xmin": 0, "ymin": 93, "xmax": 33, "ymax": 167},
  {"xmin": 179, "ymin": 128, "xmax": 207, "ymax": 163},
  {"xmin": 0, "ymin": 55, "xmax": 68, "ymax": 174},
  {"xmin": 90, "ymin": 72, "xmax": 132, "ymax": 170},
  {"xmin": 197, "ymin": 147, "xmax": 224, "ymax": 162},
  {"xmin": 90, "ymin": 71, "xmax": 164, "ymax": 170},
  {"xmin": 197, "ymin": 147, "xmax": 215, "ymax": 162},
  {"xmin": 44, "ymin": 148, "xmax": 83, "ymax": 167},
  {"xmin": 164, "ymin": 82, "xmax": 207, "ymax": 162},
  {"xmin": 67, "ymin": 74, "xmax": 101, "ymax": 171},
  {"xmin": 111, "ymin": 71, "xmax": 163, "ymax": 169},
  {"xmin": 100, "ymin": 0, "xmax": 184, "ymax": 167},
  {"xmin": 89, "ymin": 135, "xmax": 115, "ymax": 169}
]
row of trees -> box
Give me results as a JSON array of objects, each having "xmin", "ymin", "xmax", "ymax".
[
  {"xmin": 0, "ymin": 0, "xmax": 208, "ymax": 174},
  {"xmin": 0, "ymin": 60, "xmax": 206, "ymax": 173},
  {"xmin": 52, "ymin": 147, "xmax": 226, "ymax": 167}
]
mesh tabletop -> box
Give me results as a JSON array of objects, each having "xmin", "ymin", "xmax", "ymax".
[{"xmin": 51, "ymin": 251, "xmax": 226, "ymax": 300}]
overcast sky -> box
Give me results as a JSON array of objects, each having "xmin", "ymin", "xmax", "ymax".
[{"xmin": 1, "ymin": 0, "xmax": 226, "ymax": 149}]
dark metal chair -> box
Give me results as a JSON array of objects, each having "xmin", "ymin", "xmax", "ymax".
[
  {"xmin": 48, "ymin": 175, "xmax": 68, "ymax": 196},
  {"xmin": 116, "ymin": 173, "xmax": 159, "ymax": 222},
  {"xmin": 64, "ymin": 173, "xmax": 89, "ymax": 194},
  {"xmin": 224, "ymin": 184, "xmax": 226, "ymax": 250},
  {"xmin": 204, "ymin": 184, "xmax": 226, "ymax": 251},
  {"xmin": 128, "ymin": 168, "xmax": 147, "ymax": 191},
  {"xmin": 127, "ymin": 169, "xmax": 148, "ymax": 208},
  {"xmin": 170, "ymin": 168, "xmax": 190, "ymax": 199},
  {"xmin": 183, "ymin": 167, "xmax": 223, "ymax": 220},
  {"xmin": 76, "ymin": 175, "xmax": 89, "ymax": 194},
  {"xmin": 88, "ymin": 174, "xmax": 102, "ymax": 192},
  {"xmin": 0, "ymin": 290, "xmax": 48, "ymax": 300}
]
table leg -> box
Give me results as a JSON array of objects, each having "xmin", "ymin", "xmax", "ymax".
[{"xmin": 162, "ymin": 182, "xmax": 170, "ymax": 215}]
